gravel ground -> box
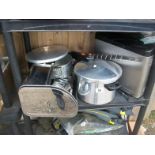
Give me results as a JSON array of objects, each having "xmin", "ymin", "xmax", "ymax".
[{"xmin": 143, "ymin": 110, "xmax": 155, "ymax": 135}]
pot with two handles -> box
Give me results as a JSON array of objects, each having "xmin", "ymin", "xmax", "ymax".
[{"xmin": 74, "ymin": 59, "xmax": 122, "ymax": 105}]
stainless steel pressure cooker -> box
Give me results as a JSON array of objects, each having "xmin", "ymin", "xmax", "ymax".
[{"xmin": 74, "ymin": 60, "xmax": 122, "ymax": 105}]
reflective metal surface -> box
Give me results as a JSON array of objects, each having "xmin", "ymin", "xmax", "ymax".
[
  {"xmin": 18, "ymin": 86, "xmax": 78, "ymax": 118},
  {"xmin": 27, "ymin": 45, "xmax": 68, "ymax": 64},
  {"xmin": 74, "ymin": 60, "xmax": 122, "ymax": 84},
  {"xmin": 52, "ymin": 54, "xmax": 73, "ymax": 79},
  {"xmin": 74, "ymin": 60, "xmax": 122, "ymax": 105},
  {"xmin": 95, "ymin": 39, "xmax": 154, "ymax": 98},
  {"xmin": 52, "ymin": 79, "xmax": 72, "ymax": 93}
]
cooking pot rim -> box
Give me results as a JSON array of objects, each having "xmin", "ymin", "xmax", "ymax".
[{"xmin": 74, "ymin": 60, "xmax": 122, "ymax": 84}]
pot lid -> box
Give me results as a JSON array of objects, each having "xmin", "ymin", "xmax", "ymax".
[
  {"xmin": 18, "ymin": 86, "xmax": 78, "ymax": 118},
  {"xmin": 74, "ymin": 60, "xmax": 122, "ymax": 84},
  {"xmin": 27, "ymin": 45, "xmax": 68, "ymax": 64}
]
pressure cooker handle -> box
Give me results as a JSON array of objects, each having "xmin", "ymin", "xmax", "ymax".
[
  {"xmin": 105, "ymin": 81, "xmax": 121, "ymax": 91},
  {"xmin": 53, "ymin": 89, "xmax": 65, "ymax": 110}
]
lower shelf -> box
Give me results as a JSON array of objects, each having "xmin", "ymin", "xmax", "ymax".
[{"xmin": 78, "ymin": 92, "xmax": 147, "ymax": 111}]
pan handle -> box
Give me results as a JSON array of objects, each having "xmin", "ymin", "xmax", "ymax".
[
  {"xmin": 105, "ymin": 81, "xmax": 121, "ymax": 91},
  {"xmin": 46, "ymin": 63, "xmax": 54, "ymax": 85},
  {"xmin": 53, "ymin": 89, "xmax": 65, "ymax": 110}
]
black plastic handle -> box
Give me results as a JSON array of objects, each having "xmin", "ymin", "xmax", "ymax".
[
  {"xmin": 105, "ymin": 81, "xmax": 121, "ymax": 91},
  {"xmin": 53, "ymin": 89, "xmax": 65, "ymax": 110}
]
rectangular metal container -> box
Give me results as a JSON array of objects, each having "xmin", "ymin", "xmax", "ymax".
[{"xmin": 95, "ymin": 39, "xmax": 154, "ymax": 98}]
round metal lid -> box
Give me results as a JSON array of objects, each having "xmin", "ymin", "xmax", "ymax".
[
  {"xmin": 27, "ymin": 45, "xmax": 68, "ymax": 64},
  {"xmin": 74, "ymin": 60, "xmax": 122, "ymax": 84}
]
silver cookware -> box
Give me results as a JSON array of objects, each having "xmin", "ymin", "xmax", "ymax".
[
  {"xmin": 52, "ymin": 54, "xmax": 73, "ymax": 79},
  {"xmin": 74, "ymin": 60, "xmax": 122, "ymax": 105},
  {"xmin": 18, "ymin": 85, "xmax": 78, "ymax": 118},
  {"xmin": 95, "ymin": 39, "xmax": 154, "ymax": 98},
  {"xmin": 26, "ymin": 45, "xmax": 73, "ymax": 84},
  {"xmin": 27, "ymin": 45, "xmax": 68, "ymax": 65},
  {"xmin": 52, "ymin": 79, "xmax": 72, "ymax": 93}
]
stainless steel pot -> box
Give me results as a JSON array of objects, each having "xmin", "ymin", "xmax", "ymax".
[
  {"xmin": 74, "ymin": 60, "xmax": 122, "ymax": 105},
  {"xmin": 52, "ymin": 54, "xmax": 73, "ymax": 79}
]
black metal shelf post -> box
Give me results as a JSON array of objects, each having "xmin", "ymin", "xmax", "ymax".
[
  {"xmin": 0, "ymin": 19, "xmax": 155, "ymax": 135},
  {"xmin": 0, "ymin": 55, "xmax": 21, "ymax": 134},
  {"xmin": 1, "ymin": 21, "xmax": 33, "ymax": 135},
  {"xmin": 23, "ymin": 32, "xmax": 31, "ymax": 53},
  {"xmin": 133, "ymin": 57, "xmax": 155, "ymax": 134},
  {"xmin": 0, "ymin": 63, "xmax": 11, "ymax": 108}
]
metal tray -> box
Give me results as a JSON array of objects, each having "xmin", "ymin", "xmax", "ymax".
[{"xmin": 18, "ymin": 85, "xmax": 78, "ymax": 118}]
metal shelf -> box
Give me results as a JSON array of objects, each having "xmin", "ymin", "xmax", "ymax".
[
  {"xmin": 0, "ymin": 19, "xmax": 155, "ymax": 134},
  {"xmin": 78, "ymin": 92, "xmax": 146, "ymax": 111},
  {"xmin": 1, "ymin": 19, "xmax": 155, "ymax": 32}
]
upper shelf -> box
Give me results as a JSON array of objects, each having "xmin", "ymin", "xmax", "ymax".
[{"xmin": 1, "ymin": 19, "xmax": 155, "ymax": 32}]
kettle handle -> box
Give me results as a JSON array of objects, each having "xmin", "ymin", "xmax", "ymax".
[{"xmin": 105, "ymin": 81, "xmax": 121, "ymax": 91}]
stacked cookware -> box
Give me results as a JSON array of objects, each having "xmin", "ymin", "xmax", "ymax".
[
  {"xmin": 18, "ymin": 45, "xmax": 132, "ymax": 134},
  {"xmin": 19, "ymin": 45, "xmax": 78, "ymax": 118}
]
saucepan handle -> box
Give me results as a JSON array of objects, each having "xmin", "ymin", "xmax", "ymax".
[{"xmin": 105, "ymin": 81, "xmax": 121, "ymax": 91}]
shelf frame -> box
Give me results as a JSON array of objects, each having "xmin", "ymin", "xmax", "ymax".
[{"xmin": 1, "ymin": 20, "xmax": 155, "ymax": 32}]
